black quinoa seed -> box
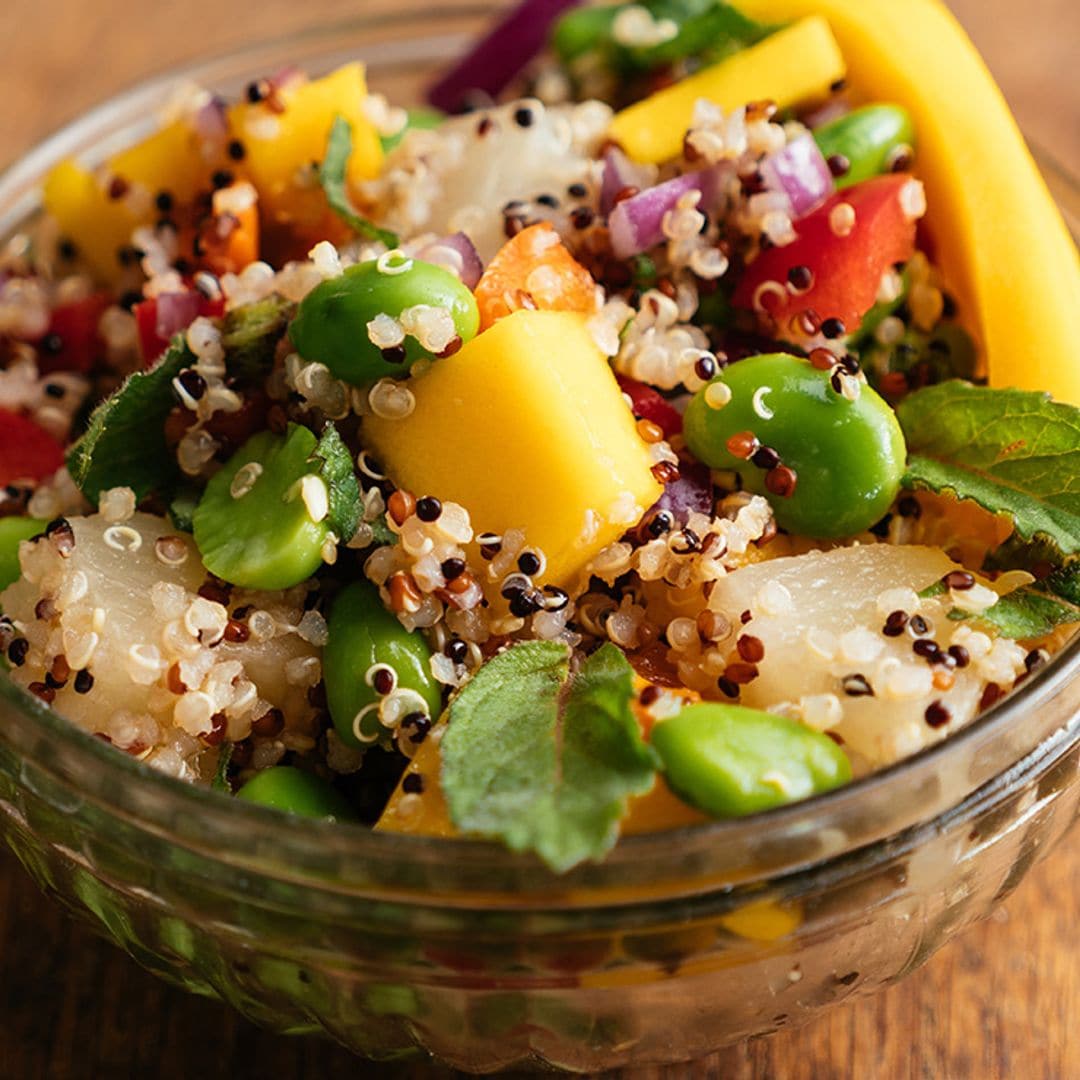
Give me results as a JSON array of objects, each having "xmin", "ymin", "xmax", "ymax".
[
  {"xmin": 646, "ymin": 510, "xmax": 674, "ymax": 538},
  {"xmin": 177, "ymin": 369, "xmax": 207, "ymax": 401},
  {"xmin": 571, "ymin": 207, "xmax": 594, "ymax": 230},
  {"xmin": 513, "ymin": 106, "xmax": 534, "ymax": 127},
  {"xmin": 73, "ymin": 669, "xmax": 94, "ymax": 693},
  {"xmin": 841, "ymin": 674, "xmax": 875, "ymax": 697},
  {"xmin": 947, "ymin": 645, "xmax": 970, "ymax": 668},
  {"xmin": 45, "ymin": 517, "xmax": 75, "ymax": 556},
  {"xmin": 509, "ymin": 589, "xmax": 542, "ymax": 618},
  {"xmin": 402, "ymin": 773, "xmax": 424, "ymax": 794},
  {"xmin": 380, "ymin": 344, "xmax": 407, "ymax": 364},
  {"xmin": 402, "ymin": 713, "xmax": 432, "ymax": 744},
  {"xmin": 786, "ymin": 265, "xmax": 813, "ymax": 290},
  {"xmin": 897, "ymin": 495, "xmax": 922, "ymax": 518},
  {"xmin": 908, "ymin": 614, "xmax": 931, "ymax": 636},
  {"xmin": 1024, "ymin": 648, "xmax": 1049, "ymax": 673},
  {"xmin": 717, "ymin": 676, "xmax": 740, "ymax": 699},
  {"xmin": 119, "ymin": 289, "xmax": 143, "ymax": 311},
  {"xmin": 567, "ymin": 182, "xmax": 588, "ymax": 198},
  {"xmin": 372, "ymin": 668, "xmax": 395, "ymax": 695},
  {"xmin": 7, "ymin": 638, "xmax": 29, "ymax": 666},
  {"xmin": 943, "ymin": 570, "xmax": 975, "ymax": 591},
  {"xmin": 913, "ymin": 639, "xmax": 943, "ymax": 662},
  {"xmin": 445, "ymin": 639, "xmax": 468, "ymax": 664},
  {"xmin": 821, "ymin": 317, "xmax": 846, "ymax": 339},
  {"xmin": 751, "ymin": 445, "xmax": 781, "ymax": 470},
  {"xmin": 416, "ymin": 496, "xmax": 442, "ymax": 522},
  {"xmin": 44, "ymin": 382, "xmax": 65, "ymax": 400},
  {"xmin": 58, "ymin": 238, "xmax": 78, "ymax": 261},
  {"xmin": 212, "ymin": 169, "xmax": 235, "ymax": 190},
  {"xmin": 440, "ymin": 557, "xmax": 466, "ymax": 581},
  {"xmin": 694, "ymin": 355, "xmax": 717, "ymax": 381},
  {"xmin": 827, "ymin": 153, "xmax": 850, "ymax": 178},
  {"xmin": 925, "ymin": 700, "xmax": 950, "ymax": 728},
  {"xmin": 536, "ymin": 193, "xmax": 559, "ymax": 208},
  {"xmin": 155, "ymin": 191, "xmax": 174, "ymax": 213},
  {"xmin": 517, "ymin": 551, "xmax": 542, "ymax": 576},
  {"xmin": 883, "ymin": 610, "xmax": 909, "ymax": 637},
  {"xmin": 40, "ymin": 333, "xmax": 64, "ymax": 356},
  {"xmin": 227, "ymin": 138, "xmax": 246, "ymax": 161}
]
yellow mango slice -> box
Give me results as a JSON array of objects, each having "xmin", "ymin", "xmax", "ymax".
[
  {"xmin": 42, "ymin": 160, "xmax": 141, "ymax": 282},
  {"xmin": 718, "ymin": 898, "xmax": 802, "ymax": 941},
  {"xmin": 109, "ymin": 118, "xmax": 221, "ymax": 206},
  {"xmin": 737, "ymin": 0, "xmax": 1080, "ymax": 403},
  {"xmin": 609, "ymin": 16, "xmax": 844, "ymax": 165},
  {"xmin": 228, "ymin": 62, "xmax": 383, "ymax": 229},
  {"xmin": 363, "ymin": 310, "xmax": 662, "ymax": 588}
]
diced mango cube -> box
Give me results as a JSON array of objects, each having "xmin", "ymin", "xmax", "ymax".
[
  {"xmin": 609, "ymin": 16, "xmax": 845, "ymax": 164},
  {"xmin": 228, "ymin": 62, "xmax": 383, "ymax": 230},
  {"xmin": 109, "ymin": 118, "xmax": 222, "ymax": 206},
  {"xmin": 363, "ymin": 310, "xmax": 662, "ymax": 587},
  {"xmin": 42, "ymin": 160, "xmax": 141, "ymax": 282}
]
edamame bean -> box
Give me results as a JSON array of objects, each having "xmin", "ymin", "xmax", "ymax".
[
  {"xmin": 236, "ymin": 766, "xmax": 358, "ymax": 820},
  {"xmin": 813, "ymin": 105, "xmax": 916, "ymax": 189},
  {"xmin": 0, "ymin": 517, "xmax": 45, "ymax": 593},
  {"xmin": 194, "ymin": 424, "xmax": 332, "ymax": 590},
  {"xmin": 289, "ymin": 256, "xmax": 480, "ymax": 386},
  {"xmin": 683, "ymin": 353, "xmax": 906, "ymax": 537},
  {"xmin": 324, "ymin": 581, "xmax": 442, "ymax": 750},
  {"xmin": 651, "ymin": 702, "xmax": 851, "ymax": 817}
]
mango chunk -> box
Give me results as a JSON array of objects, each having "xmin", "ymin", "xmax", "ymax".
[
  {"xmin": 363, "ymin": 310, "xmax": 662, "ymax": 587},
  {"xmin": 228, "ymin": 62, "xmax": 383, "ymax": 230},
  {"xmin": 109, "ymin": 118, "xmax": 223, "ymax": 206},
  {"xmin": 43, "ymin": 161, "xmax": 141, "ymax": 282},
  {"xmin": 737, "ymin": 0, "xmax": 1080, "ymax": 403},
  {"xmin": 609, "ymin": 16, "xmax": 844, "ymax": 165}
]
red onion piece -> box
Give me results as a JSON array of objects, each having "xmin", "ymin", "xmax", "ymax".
[
  {"xmin": 420, "ymin": 232, "xmax": 484, "ymax": 289},
  {"xmin": 193, "ymin": 97, "xmax": 229, "ymax": 142},
  {"xmin": 154, "ymin": 291, "xmax": 202, "ymax": 341},
  {"xmin": 426, "ymin": 0, "xmax": 581, "ymax": 112},
  {"xmin": 759, "ymin": 132, "xmax": 834, "ymax": 219},
  {"xmin": 608, "ymin": 168, "xmax": 722, "ymax": 260},
  {"xmin": 270, "ymin": 66, "xmax": 305, "ymax": 94},
  {"xmin": 600, "ymin": 146, "xmax": 656, "ymax": 216},
  {"xmin": 652, "ymin": 462, "xmax": 714, "ymax": 524}
]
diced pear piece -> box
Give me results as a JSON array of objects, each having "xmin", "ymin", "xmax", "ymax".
[{"xmin": 363, "ymin": 310, "xmax": 662, "ymax": 587}]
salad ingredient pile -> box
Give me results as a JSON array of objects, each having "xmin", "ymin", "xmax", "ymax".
[{"xmin": 1, "ymin": 0, "xmax": 1078, "ymax": 871}]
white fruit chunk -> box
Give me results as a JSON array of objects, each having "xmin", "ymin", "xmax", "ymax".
[
  {"xmin": 1, "ymin": 513, "xmax": 319, "ymax": 780},
  {"xmin": 709, "ymin": 544, "xmax": 1028, "ymax": 770}
]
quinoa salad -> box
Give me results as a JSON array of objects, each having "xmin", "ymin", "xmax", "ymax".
[{"xmin": 1, "ymin": 0, "xmax": 1078, "ymax": 870}]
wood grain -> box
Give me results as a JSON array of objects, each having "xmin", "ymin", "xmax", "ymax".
[{"xmin": 0, "ymin": 1, "xmax": 1078, "ymax": 1077}]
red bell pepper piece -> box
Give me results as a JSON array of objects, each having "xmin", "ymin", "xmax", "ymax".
[
  {"xmin": 732, "ymin": 173, "xmax": 921, "ymax": 337},
  {"xmin": 0, "ymin": 409, "xmax": 65, "ymax": 486},
  {"xmin": 38, "ymin": 293, "xmax": 112, "ymax": 375},
  {"xmin": 134, "ymin": 292, "xmax": 226, "ymax": 366},
  {"xmin": 616, "ymin": 375, "xmax": 682, "ymax": 438}
]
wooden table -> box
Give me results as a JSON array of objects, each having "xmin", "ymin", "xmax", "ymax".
[{"xmin": 0, "ymin": 2, "xmax": 1077, "ymax": 1076}]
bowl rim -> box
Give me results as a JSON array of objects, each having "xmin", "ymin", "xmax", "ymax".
[{"xmin": 1, "ymin": 5, "xmax": 1078, "ymax": 899}]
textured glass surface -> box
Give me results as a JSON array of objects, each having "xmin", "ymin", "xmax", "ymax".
[{"xmin": 0, "ymin": 8, "xmax": 1078, "ymax": 1070}]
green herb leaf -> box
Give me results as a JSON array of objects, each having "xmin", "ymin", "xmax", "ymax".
[
  {"xmin": 898, "ymin": 383, "xmax": 1080, "ymax": 561},
  {"xmin": 168, "ymin": 485, "xmax": 201, "ymax": 533},
  {"xmin": 441, "ymin": 641, "xmax": 659, "ymax": 873},
  {"xmin": 946, "ymin": 587, "xmax": 1079, "ymax": 640},
  {"xmin": 211, "ymin": 742, "xmax": 234, "ymax": 793},
  {"xmin": 321, "ymin": 116, "xmax": 398, "ymax": 248},
  {"xmin": 66, "ymin": 337, "xmax": 193, "ymax": 503},
  {"xmin": 222, "ymin": 296, "xmax": 295, "ymax": 381},
  {"xmin": 312, "ymin": 423, "xmax": 361, "ymax": 542}
]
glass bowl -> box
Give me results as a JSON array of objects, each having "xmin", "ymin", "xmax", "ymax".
[{"xmin": 1, "ymin": 6, "xmax": 1078, "ymax": 1073}]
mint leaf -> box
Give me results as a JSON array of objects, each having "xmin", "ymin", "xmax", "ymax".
[
  {"xmin": 312, "ymin": 423, "xmax": 361, "ymax": 542},
  {"xmin": 946, "ymin": 587, "xmax": 1078, "ymax": 640},
  {"xmin": 903, "ymin": 455, "xmax": 1080, "ymax": 557},
  {"xmin": 441, "ymin": 642, "xmax": 659, "ymax": 873},
  {"xmin": 67, "ymin": 337, "xmax": 193, "ymax": 502},
  {"xmin": 321, "ymin": 116, "xmax": 398, "ymax": 248},
  {"xmin": 898, "ymin": 383, "xmax": 1080, "ymax": 561},
  {"xmin": 211, "ymin": 742, "xmax": 234, "ymax": 793},
  {"xmin": 222, "ymin": 295, "xmax": 294, "ymax": 381}
]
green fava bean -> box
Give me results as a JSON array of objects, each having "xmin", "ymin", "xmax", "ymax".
[
  {"xmin": 289, "ymin": 255, "xmax": 480, "ymax": 386},
  {"xmin": 652, "ymin": 702, "xmax": 852, "ymax": 818},
  {"xmin": 237, "ymin": 766, "xmax": 358, "ymax": 821},
  {"xmin": 0, "ymin": 517, "xmax": 46, "ymax": 593},
  {"xmin": 813, "ymin": 104, "xmax": 916, "ymax": 189},
  {"xmin": 194, "ymin": 424, "xmax": 330, "ymax": 590},
  {"xmin": 324, "ymin": 581, "xmax": 442, "ymax": 750},
  {"xmin": 683, "ymin": 353, "xmax": 906, "ymax": 537}
]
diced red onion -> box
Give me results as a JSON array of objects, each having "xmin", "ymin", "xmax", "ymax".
[
  {"xmin": 270, "ymin": 66, "xmax": 305, "ymax": 94},
  {"xmin": 759, "ymin": 133, "xmax": 834, "ymax": 219},
  {"xmin": 600, "ymin": 146, "xmax": 656, "ymax": 216},
  {"xmin": 651, "ymin": 462, "xmax": 714, "ymax": 524},
  {"xmin": 423, "ymin": 232, "xmax": 484, "ymax": 289},
  {"xmin": 154, "ymin": 291, "xmax": 202, "ymax": 341},
  {"xmin": 193, "ymin": 97, "xmax": 229, "ymax": 142},
  {"xmin": 608, "ymin": 169, "xmax": 723, "ymax": 260},
  {"xmin": 427, "ymin": 0, "xmax": 581, "ymax": 112},
  {"xmin": 801, "ymin": 96, "xmax": 851, "ymax": 131}
]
